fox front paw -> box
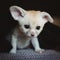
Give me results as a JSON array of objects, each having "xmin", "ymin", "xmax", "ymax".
[
  {"xmin": 10, "ymin": 49, "xmax": 16, "ymax": 53},
  {"xmin": 35, "ymin": 49, "xmax": 45, "ymax": 53}
]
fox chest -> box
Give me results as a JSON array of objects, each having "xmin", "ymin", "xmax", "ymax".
[{"xmin": 17, "ymin": 38, "xmax": 30, "ymax": 49}]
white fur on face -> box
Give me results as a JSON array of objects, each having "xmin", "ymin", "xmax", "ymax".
[{"xmin": 18, "ymin": 11, "xmax": 47, "ymax": 37}]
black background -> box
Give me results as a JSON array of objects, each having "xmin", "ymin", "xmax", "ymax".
[{"xmin": 0, "ymin": 0, "xmax": 60, "ymax": 52}]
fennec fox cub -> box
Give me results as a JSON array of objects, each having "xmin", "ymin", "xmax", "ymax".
[{"xmin": 9, "ymin": 6, "xmax": 53, "ymax": 53}]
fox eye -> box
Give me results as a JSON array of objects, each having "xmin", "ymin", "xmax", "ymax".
[
  {"xmin": 24, "ymin": 25, "xmax": 30, "ymax": 29},
  {"xmin": 36, "ymin": 26, "xmax": 40, "ymax": 30}
]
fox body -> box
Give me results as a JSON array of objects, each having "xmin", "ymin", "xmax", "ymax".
[{"xmin": 9, "ymin": 6, "xmax": 53, "ymax": 53}]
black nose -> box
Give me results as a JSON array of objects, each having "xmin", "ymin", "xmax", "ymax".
[{"xmin": 31, "ymin": 34, "xmax": 34, "ymax": 36}]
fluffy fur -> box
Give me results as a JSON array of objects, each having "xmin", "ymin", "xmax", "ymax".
[{"xmin": 9, "ymin": 6, "xmax": 53, "ymax": 53}]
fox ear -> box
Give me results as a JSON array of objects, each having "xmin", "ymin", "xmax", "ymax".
[
  {"xmin": 41, "ymin": 12, "xmax": 54, "ymax": 23},
  {"xmin": 9, "ymin": 6, "xmax": 26, "ymax": 20}
]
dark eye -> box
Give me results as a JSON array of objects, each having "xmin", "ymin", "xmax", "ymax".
[
  {"xmin": 36, "ymin": 26, "xmax": 40, "ymax": 30},
  {"xmin": 24, "ymin": 25, "xmax": 30, "ymax": 29}
]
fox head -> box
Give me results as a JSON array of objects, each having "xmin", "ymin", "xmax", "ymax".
[{"xmin": 9, "ymin": 6, "xmax": 54, "ymax": 38}]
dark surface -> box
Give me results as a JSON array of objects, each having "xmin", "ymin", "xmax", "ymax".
[{"xmin": 0, "ymin": 49, "xmax": 60, "ymax": 60}]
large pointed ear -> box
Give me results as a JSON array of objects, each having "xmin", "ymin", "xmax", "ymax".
[
  {"xmin": 9, "ymin": 6, "xmax": 26, "ymax": 20},
  {"xmin": 41, "ymin": 12, "xmax": 54, "ymax": 23}
]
